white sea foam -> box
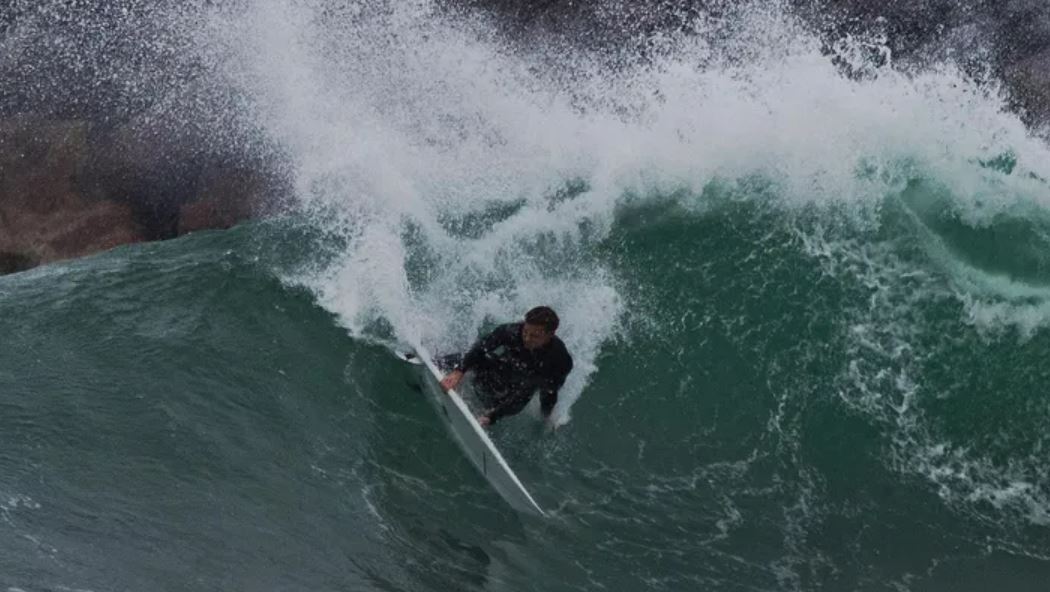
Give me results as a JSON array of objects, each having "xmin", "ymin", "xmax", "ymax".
[{"xmin": 202, "ymin": 0, "xmax": 1050, "ymax": 519}]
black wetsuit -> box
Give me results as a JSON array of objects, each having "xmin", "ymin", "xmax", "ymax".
[{"xmin": 452, "ymin": 323, "xmax": 573, "ymax": 424}]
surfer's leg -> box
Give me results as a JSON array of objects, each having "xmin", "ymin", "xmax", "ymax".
[
  {"xmin": 491, "ymin": 394, "xmax": 531, "ymax": 418},
  {"xmin": 471, "ymin": 373, "xmax": 505, "ymax": 408}
]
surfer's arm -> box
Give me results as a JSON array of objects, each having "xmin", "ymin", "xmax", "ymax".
[
  {"xmin": 538, "ymin": 376, "xmax": 566, "ymax": 418},
  {"xmin": 457, "ymin": 324, "xmax": 516, "ymax": 373},
  {"xmin": 539, "ymin": 387, "xmax": 558, "ymax": 418},
  {"xmin": 443, "ymin": 324, "xmax": 515, "ymax": 390},
  {"xmin": 539, "ymin": 353, "xmax": 573, "ymax": 418},
  {"xmin": 481, "ymin": 390, "xmax": 533, "ymax": 425}
]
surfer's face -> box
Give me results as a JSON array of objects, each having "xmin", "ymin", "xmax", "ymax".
[{"xmin": 522, "ymin": 323, "xmax": 553, "ymax": 350}]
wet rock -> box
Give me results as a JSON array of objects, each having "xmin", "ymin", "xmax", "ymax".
[
  {"xmin": 178, "ymin": 163, "xmax": 276, "ymax": 235},
  {"xmin": 1003, "ymin": 47, "xmax": 1050, "ymax": 128},
  {"xmin": 0, "ymin": 117, "xmax": 143, "ymax": 272},
  {"xmin": 0, "ymin": 114, "xmax": 286, "ymax": 275}
]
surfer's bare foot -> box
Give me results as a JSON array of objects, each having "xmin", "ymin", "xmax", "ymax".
[{"xmin": 476, "ymin": 414, "xmax": 491, "ymax": 427}]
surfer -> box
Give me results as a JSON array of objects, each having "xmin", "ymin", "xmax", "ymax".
[{"xmin": 440, "ymin": 306, "xmax": 573, "ymax": 428}]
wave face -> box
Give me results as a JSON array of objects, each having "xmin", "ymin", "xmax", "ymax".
[{"xmin": 4, "ymin": 1, "xmax": 1050, "ymax": 590}]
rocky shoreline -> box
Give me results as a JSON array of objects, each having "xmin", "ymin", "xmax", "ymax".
[{"xmin": 0, "ymin": 115, "xmax": 286, "ymax": 274}]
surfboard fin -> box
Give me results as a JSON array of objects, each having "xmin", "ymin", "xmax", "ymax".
[{"xmin": 394, "ymin": 350, "xmax": 424, "ymax": 365}]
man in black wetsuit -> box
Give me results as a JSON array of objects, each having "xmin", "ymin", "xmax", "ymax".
[{"xmin": 440, "ymin": 306, "xmax": 573, "ymax": 428}]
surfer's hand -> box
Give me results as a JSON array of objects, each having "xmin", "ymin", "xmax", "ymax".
[
  {"xmin": 440, "ymin": 370, "xmax": 464, "ymax": 391},
  {"xmin": 476, "ymin": 414, "xmax": 491, "ymax": 427}
]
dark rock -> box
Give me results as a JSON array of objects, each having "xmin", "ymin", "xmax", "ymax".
[
  {"xmin": 178, "ymin": 163, "xmax": 275, "ymax": 235},
  {"xmin": 0, "ymin": 114, "xmax": 289, "ymax": 275},
  {"xmin": 0, "ymin": 117, "xmax": 144, "ymax": 271},
  {"xmin": 1004, "ymin": 46, "xmax": 1050, "ymax": 128},
  {"xmin": 0, "ymin": 251, "xmax": 36, "ymax": 275},
  {"xmin": 80, "ymin": 112, "xmax": 207, "ymax": 240}
]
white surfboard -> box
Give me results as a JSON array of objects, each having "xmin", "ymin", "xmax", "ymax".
[{"xmin": 407, "ymin": 346, "xmax": 547, "ymax": 518}]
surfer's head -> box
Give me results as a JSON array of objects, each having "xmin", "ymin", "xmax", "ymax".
[{"xmin": 522, "ymin": 306, "xmax": 559, "ymax": 350}]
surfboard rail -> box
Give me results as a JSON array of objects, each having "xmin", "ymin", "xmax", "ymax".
[{"xmin": 412, "ymin": 345, "xmax": 547, "ymax": 517}]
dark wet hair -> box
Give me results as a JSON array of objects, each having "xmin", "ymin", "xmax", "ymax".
[{"xmin": 524, "ymin": 306, "xmax": 559, "ymax": 332}]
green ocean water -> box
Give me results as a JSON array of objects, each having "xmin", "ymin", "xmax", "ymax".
[{"xmin": 3, "ymin": 178, "xmax": 1050, "ymax": 591}]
